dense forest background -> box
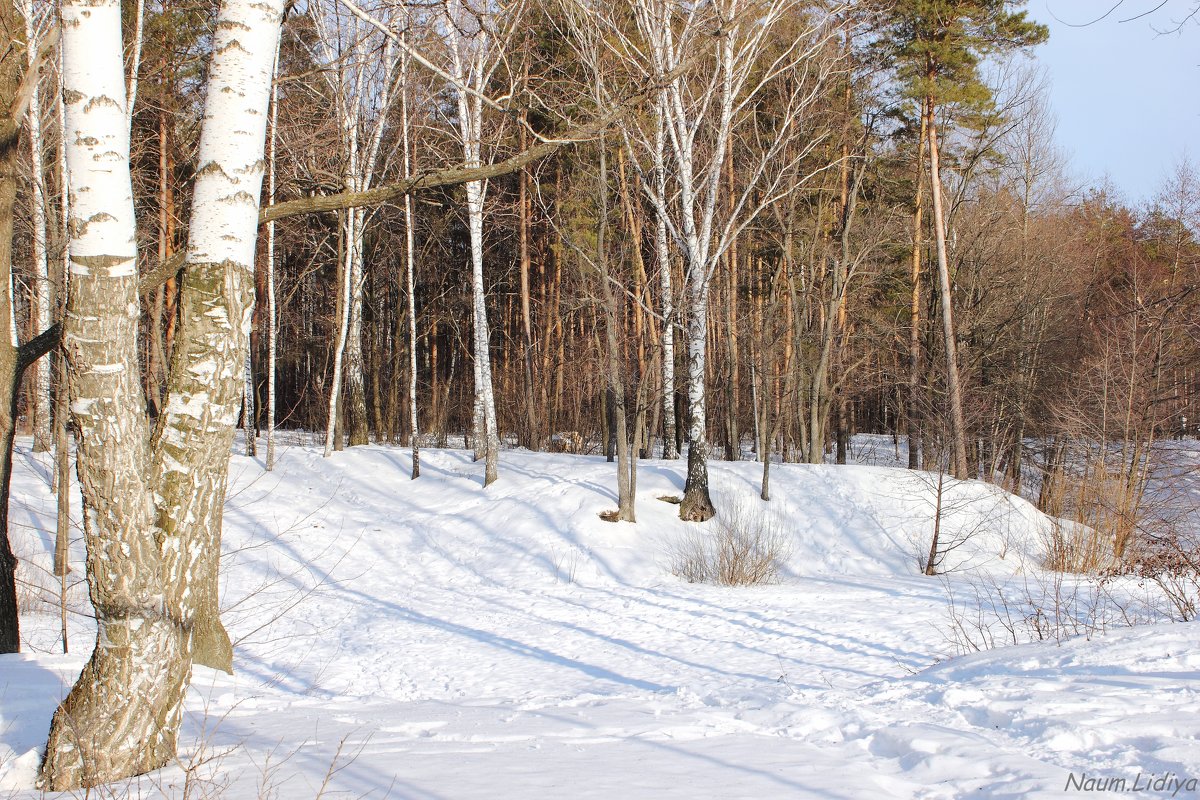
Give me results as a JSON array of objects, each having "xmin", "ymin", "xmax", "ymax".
[{"xmin": 7, "ymin": 0, "xmax": 1200, "ymax": 546}]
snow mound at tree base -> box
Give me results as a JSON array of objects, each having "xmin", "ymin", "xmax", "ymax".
[{"xmin": 221, "ymin": 446, "xmax": 1049, "ymax": 594}]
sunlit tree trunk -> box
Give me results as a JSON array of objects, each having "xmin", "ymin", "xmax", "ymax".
[
  {"xmin": 446, "ymin": 0, "xmax": 500, "ymax": 485},
  {"xmin": 925, "ymin": 96, "xmax": 969, "ymax": 479},
  {"xmin": 243, "ymin": 350, "xmax": 256, "ymax": 456},
  {"xmin": 401, "ymin": 28, "xmax": 419, "ymax": 479},
  {"xmin": 40, "ymin": 0, "xmax": 284, "ymax": 787},
  {"xmin": 19, "ymin": 0, "xmax": 51, "ymax": 452},
  {"xmin": 518, "ymin": 117, "xmax": 538, "ymax": 450},
  {"xmin": 43, "ymin": 1, "xmax": 171, "ymax": 783},
  {"xmin": 908, "ymin": 103, "xmax": 927, "ymax": 471},
  {"xmin": 596, "ymin": 139, "xmax": 635, "ymax": 520},
  {"xmin": 265, "ymin": 44, "xmax": 278, "ymax": 470},
  {"xmin": 325, "ymin": 211, "xmax": 354, "ymax": 457},
  {"xmin": 653, "ymin": 98, "xmax": 677, "ymax": 459}
]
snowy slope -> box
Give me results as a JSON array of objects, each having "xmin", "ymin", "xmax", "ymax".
[{"xmin": 1, "ymin": 441, "xmax": 1197, "ymax": 798}]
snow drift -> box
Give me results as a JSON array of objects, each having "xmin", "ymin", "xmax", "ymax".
[{"xmin": 1, "ymin": 441, "xmax": 1196, "ymax": 798}]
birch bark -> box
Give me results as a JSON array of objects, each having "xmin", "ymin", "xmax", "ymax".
[
  {"xmin": 42, "ymin": 1, "xmax": 173, "ymax": 784},
  {"xmin": 265, "ymin": 45, "xmax": 278, "ymax": 470},
  {"xmin": 653, "ymin": 98, "xmax": 677, "ymax": 459},
  {"xmin": 40, "ymin": 0, "xmax": 284, "ymax": 787},
  {"xmin": 446, "ymin": 0, "xmax": 503, "ymax": 485},
  {"xmin": 315, "ymin": 10, "xmax": 399, "ymax": 451},
  {"xmin": 616, "ymin": 0, "xmax": 825, "ymax": 519},
  {"xmin": 401, "ymin": 27, "xmax": 420, "ymax": 479}
]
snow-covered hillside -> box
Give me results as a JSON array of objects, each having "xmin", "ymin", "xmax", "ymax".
[{"xmin": 2, "ymin": 442, "xmax": 1197, "ymax": 798}]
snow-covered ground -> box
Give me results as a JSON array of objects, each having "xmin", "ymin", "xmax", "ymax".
[{"xmin": 2, "ymin": 439, "xmax": 1198, "ymax": 798}]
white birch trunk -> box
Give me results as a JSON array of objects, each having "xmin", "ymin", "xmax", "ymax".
[
  {"xmin": 344, "ymin": 206, "xmax": 369, "ymax": 444},
  {"xmin": 315, "ymin": 19, "xmax": 399, "ymax": 451},
  {"xmin": 621, "ymin": 0, "xmax": 811, "ymax": 519},
  {"xmin": 41, "ymin": 0, "xmax": 285, "ymax": 787},
  {"xmin": 325, "ymin": 212, "xmax": 355, "ymax": 457},
  {"xmin": 401, "ymin": 32, "xmax": 419, "ymax": 479},
  {"xmin": 466, "ymin": 177, "xmax": 499, "ymax": 485},
  {"xmin": 243, "ymin": 349, "xmax": 256, "ymax": 456},
  {"xmin": 125, "ymin": 0, "xmax": 145, "ymax": 129},
  {"xmin": 447, "ymin": 4, "xmax": 500, "ymax": 485},
  {"xmin": 43, "ymin": 0, "xmax": 168, "ymax": 785},
  {"xmin": 653, "ymin": 98, "xmax": 677, "ymax": 459},
  {"xmin": 265, "ymin": 45, "xmax": 278, "ymax": 470},
  {"xmin": 151, "ymin": 0, "xmax": 282, "ymax": 675}
]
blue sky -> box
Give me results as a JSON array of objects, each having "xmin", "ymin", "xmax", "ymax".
[{"xmin": 1026, "ymin": 0, "xmax": 1198, "ymax": 203}]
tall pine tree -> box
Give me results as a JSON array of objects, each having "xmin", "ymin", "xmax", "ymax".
[{"xmin": 884, "ymin": 0, "xmax": 1047, "ymax": 478}]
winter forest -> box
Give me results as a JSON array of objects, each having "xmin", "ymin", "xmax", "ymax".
[{"xmin": 1, "ymin": 0, "xmax": 1199, "ymax": 796}]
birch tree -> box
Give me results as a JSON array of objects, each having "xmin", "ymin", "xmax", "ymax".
[
  {"xmin": 39, "ymin": 0, "xmax": 285, "ymax": 787},
  {"xmin": 400, "ymin": 15, "xmax": 421, "ymax": 479},
  {"xmin": 265, "ymin": 45, "xmax": 280, "ymax": 470},
  {"xmin": 608, "ymin": 0, "xmax": 842, "ymax": 519},
  {"xmin": 441, "ymin": 0, "xmax": 524, "ymax": 485},
  {"xmin": 316, "ymin": 0, "xmax": 403, "ymax": 455}
]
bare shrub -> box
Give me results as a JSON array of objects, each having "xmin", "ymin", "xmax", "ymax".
[
  {"xmin": 670, "ymin": 501, "xmax": 791, "ymax": 586},
  {"xmin": 1042, "ymin": 517, "xmax": 1116, "ymax": 574},
  {"xmin": 1108, "ymin": 532, "xmax": 1200, "ymax": 622},
  {"xmin": 942, "ymin": 572, "xmax": 1115, "ymax": 654},
  {"xmin": 940, "ymin": 566, "xmax": 1184, "ymax": 656},
  {"xmin": 1035, "ymin": 441, "xmax": 1200, "ymax": 620}
]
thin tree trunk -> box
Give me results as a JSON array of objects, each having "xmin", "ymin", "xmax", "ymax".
[
  {"xmin": 21, "ymin": 0, "xmax": 51, "ymax": 452},
  {"xmin": 148, "ymin": 109, "xmax": 171, "ymax": 414},
  {"xmin": 653, "ymin": 99, "xmax": 677, "ymax": 459},
  {"xmin": 325, "ymin": 212, "xmax": 354, "ymax": 457},
  {"xmin": 445, "ymin": 2, "xmax": 500, "ymax": 483},
  {"xmin": 265, "ymin": 45, "xmax": 278, "ymax": 470},
  {"xmin": 125, "ymin": 0, "xmax": 144, "ymax": 128},
  {"xmin": 908, "ymin": 103, "xmax": 927, "ymax": 471},
  {"xmin": 345, "ymin": 206, "xmax": 367, "ymax": 448},
  {"xmin": 518, "ymin": 119, "xmax": 538, "ymax": 451},
  {"xmin": 925, "ymin": 97, "xmax": 968, "ymax": 479},
  {"xmin": 53, "ymin": 351, "xmax": 69, "ymax": 579},
  {"xmin": 54, "ymin": 343, "xmax": 70, "ymax": 658},
  {"xmin": 724, "ymin": 153, "xmax": 739, "ymax": 461},
  {"xmin": 344, "ymin": 207, "xmax": 370, "ymax": 446},
  {"xmin": 596, "ymin": 140, "xmax": 634, "ymax": 520},
  {"xmin": 401, "ymin": 32, "xmax": 419, "ymax": 478},
  {"xmin": 925, "ymin": 470, "xmax": 945, "ymax": 575},
  {"xmin": 243, "ymin": 349, "xmax": 256, "ymax": 456},
  {"xmin": 467, "ymin": 178, "xmax": 500, "ymax": 484}
]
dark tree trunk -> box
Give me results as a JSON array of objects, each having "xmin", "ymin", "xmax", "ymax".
[{"xmin": 0, "ymin": 7, "xmax": 25, "ymax": 651}]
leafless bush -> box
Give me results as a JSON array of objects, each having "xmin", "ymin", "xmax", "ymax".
[
  {"xmin": 942, "ymin": 572, "xmax": 1110, "ymax": 654},
  {"xmin": 1106, "ymin": 530, "xmax": 1200, "ymax": 622},
  {"xmin": 1041, "ymin": 517, "xmax": 1116, "ymax": 574},
  {"xmin": 670, "ymin": 501, "xmax": 791, "ymax": 586},
  {"xmin": 941, "ymin": 566, "xmax": 1181, "ymax": 656}
]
